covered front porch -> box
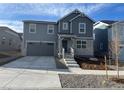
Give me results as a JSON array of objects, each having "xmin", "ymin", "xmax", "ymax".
[{"xmin": 57, "ymin": 34, "xmax": 76, "ymax": 58}]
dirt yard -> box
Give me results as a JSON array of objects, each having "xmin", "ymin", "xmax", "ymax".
[
  {"xmin": 0, "ymin": 53, "xmax": 9, "ymax": 58},
  {"xmin": 75, "ymin": 57, "xmax": 113, "ymax": 70},
  {"xmin": 0, "ymin": 50, "xmax": 22, "ymax": 66}
]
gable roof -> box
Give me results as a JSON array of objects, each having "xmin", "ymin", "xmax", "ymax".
[
  {"xmin": 57, "ymin": 9, "xmax": 95, "ymax": 23},
  {"xmin": 0, "ymin": 26, "xmax": 22, "ymax": 40},
  {"xmin": 94, "ymin": 20, "xmax": 118, "ymax": 26},
  {"xmin": 18, "ymin": 33, "xmax": 23, "ymax": 40},
  {"xmin": 100, "ymin": 20, "xmax": 117, "ymax": 24},
  {"xmin": 0, "ymin": 26, "xmax": 18, "ymax": 34},
  {"xmin": 23, "ymin": 9, "xmax": 95, "ymax": 24}
]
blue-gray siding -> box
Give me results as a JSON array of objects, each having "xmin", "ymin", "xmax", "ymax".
[
  {"xmin": 94, "ymin": 28, "xmax": 109, "ymax": 57},
  {"xmin": 23, "ymin": 10, "xmax": 94, "ymax": 56},
  {"xmin": 71, "ymin": 16, "xmax": 93, "ymax": 37}
]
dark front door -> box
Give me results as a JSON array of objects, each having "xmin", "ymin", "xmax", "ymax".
[{"xmin": 62, "ymin": 40, "xmax": 68, "ymax": 53}]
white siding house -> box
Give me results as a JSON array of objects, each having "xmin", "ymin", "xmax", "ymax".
[{"xmin": 108, "ymin": 21, "xmax": 124, "ymax": 61}]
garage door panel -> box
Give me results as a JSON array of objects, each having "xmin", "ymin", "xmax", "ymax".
[{"xmin": 27, "ymin": 42, "xmax": 54, "ymax": 56}]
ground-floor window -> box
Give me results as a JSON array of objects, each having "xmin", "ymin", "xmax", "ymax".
[{"xmin": 76, "ymin": 40, "xmax": 87, "ymax": 48}]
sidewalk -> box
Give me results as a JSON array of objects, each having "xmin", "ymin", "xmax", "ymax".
[{"xmin": 68, "ymin": 67, "xmax": 124, "ymax": 75}]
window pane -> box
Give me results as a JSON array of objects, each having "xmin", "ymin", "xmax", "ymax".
[
  {"xmin": 64, "ymin": 24, "xmax": 66, "ymax": 27},
  {"xmin": 30, "ymin": 24, "xmax": 35, "ymax": 29},
  {"xmin": 77, "ymin": 44, "xmax": 81, "ymax": 48},
  {"xmin": 77, "ymin": 41, "xmax": 81, "ymax": 44},
  {"xmin": 47, "ymin": 43, "xmax": 54, "ymax": 45},
  {"xmin": 63, "ymin": 23, "xmax": 68, "ymax": 30},
  {"xmin": 80, "ymin": 24, "xmax": 84, "ymax": 28},
  {"xmin": 30, "ymin": 29, "xmax": 35, "ymax": 32},
  {"xmin": 80, "ymin": 29, "xmax": 85, "ymax": 33},
  {"xmin": 48, "ymin": 29, "xmax": 53, "ymax": 33},
  {"xmin": 82, "ymin": 41, "xmax": 86, "ymax": 44},
  {"xmin": 48, "ymin": 25, "xmax": 54, "ymax": 33},
  {"xmin": 82, "ymin": 45, "xmax": 86, "ymax": 48},
  {"xmin": 30, "ymin": 24, "xmax": 36, "ymax": 33},
  {"xmin": 9, "ymin": 39, "xmax": 12, "ymax": 45}
]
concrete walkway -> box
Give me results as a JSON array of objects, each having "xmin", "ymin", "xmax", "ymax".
[
  {"xmin": 0, "ymin": 56, "xmax": 66, "ymax": 89},
  {"xmin": 1, "ymin": 56, "xmax": 124, "ymax": 89}
]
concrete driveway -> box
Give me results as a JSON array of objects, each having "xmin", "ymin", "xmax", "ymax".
[{"xmin": 0, "ymin": 56, "xmax": 63, "ymax": 89}]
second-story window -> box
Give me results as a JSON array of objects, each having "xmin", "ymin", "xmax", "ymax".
[
  {"xmin": 63, "ymin": 22, "xmax": 68, "ymax": 30},
  {"xmin": 29, "ymin": 24, "xmax": 36, "ymax": 33},
  {"xmin": 47, "ymin": 25, "xmax": 54, "ymax": 34},
  {"xmin": 79, "ymin": 23, "xmax": 86, "ymax": 34}
]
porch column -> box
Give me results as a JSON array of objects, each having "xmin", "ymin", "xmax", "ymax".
[
  {"xmin": 71, "ymin": 38, "xmax": 75, "ymax": 56},
  {"xmin": 71, "ymin": 38, "xmax": 75, "ymax": 48},
  {"xmin": 58, "ymin": 36, "xmax": 61, "ymax": 57},
  {"xmin": 58, "ymin": 36, "xmax": 63, "ymax": 57}
]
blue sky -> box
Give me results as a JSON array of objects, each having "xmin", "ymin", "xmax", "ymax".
[{"xmin": 0, "ymin": 3, "xmax": 124, "ymax": 32}]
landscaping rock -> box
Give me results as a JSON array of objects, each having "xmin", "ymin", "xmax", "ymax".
[{"xmin": 59, "ymin": 74, "xmax": 124, "ymax": 88}]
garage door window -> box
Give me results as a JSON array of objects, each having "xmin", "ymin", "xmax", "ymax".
[{"xmin": 47, "ymin": 43, "xmax": 54, "ymax": 45}]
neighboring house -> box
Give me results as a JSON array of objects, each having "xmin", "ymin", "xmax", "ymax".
[
  {"xmin": 94, "ymin": 20, "xmax": 117, "ymax": 58},
  {"xmin": 108, "ymin": 21, "xmax": 124, "ymax": 61},
  {"xmin": 22, "ymin": 9, "xmax": 94, "ymax": 57},
  {"xmin": 18, "ymin": 33, "xmax": 23, "ymax": 40},
  {"xmin": 0, "ymin": 26, "xmax": 22, "ymax": 52}
]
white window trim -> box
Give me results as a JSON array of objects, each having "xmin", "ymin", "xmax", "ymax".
[
  {"xmin": 70, "ymin": 22, "xmax": 72, "ymax": 33},
  {"xmin": 47, "ymin": 25, "xmax": 54, "ymax": 34},
  {"xmin": 63, "ymin": 22, "xmax": 68, "ymax": 30},
  {"xmin": 29, "ymin": 24, "xmax": 36, "ymax": 33},
  {"xmin": 79, "ymin": 23, "xmax": 86, "ymax": 34},
  {"xmin": 76, "ymin": 40, "xmax": 87, "ymax": 48}
]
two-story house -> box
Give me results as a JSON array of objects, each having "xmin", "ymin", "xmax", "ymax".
[{"xmin": 22, "ymin": 9, "xmax": 94, "ymax": 58}]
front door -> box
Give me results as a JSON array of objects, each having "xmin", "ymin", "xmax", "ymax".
[{"xmin": 62, "ymin": 40, "xmax": 68, "ymax": 53}]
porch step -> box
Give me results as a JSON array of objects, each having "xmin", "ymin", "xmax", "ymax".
[
  {"xmin": 64, "ymin": 57, "xmax": 79, "ymax": 68},
  {"xmin": 67, "ymin": 64, "xmax": 79, "ymax": 67},
  {"xmin": 66, "ymin": 61, "xmax": 77, "ymax": 64},
  {"xmin": 65, "ymin": 58, "xmax": 75, "ymax": 61},
  {"xmin": 65, "ymin": 54, "xmax": 73, "ymax": 58}
]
